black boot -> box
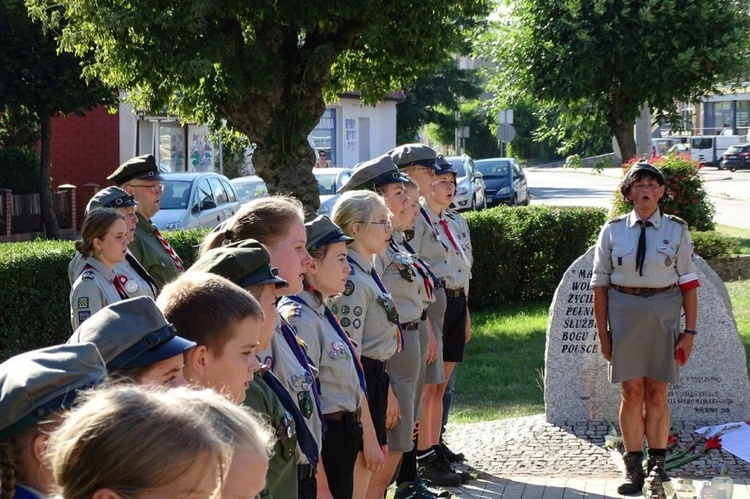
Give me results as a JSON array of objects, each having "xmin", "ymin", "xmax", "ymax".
[
  {"xmin": 647, "ymin": 454, "xmax": 670, "ymax": 482},
  {"xmin": 617, "ymin": 452, "xmax": 645, "ymax": 495},
  {"xmin": 439, "ymin": 437, "xmax": 465, "ymax": 463}
]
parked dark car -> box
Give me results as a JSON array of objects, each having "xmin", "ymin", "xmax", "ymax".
[
  {"xmin": 474, "ymin": 157, "xmax": 530, "ymax": 207},
  {"xmin": 721, "ymin": 144, "xmax": 750, "ymax": 172}
]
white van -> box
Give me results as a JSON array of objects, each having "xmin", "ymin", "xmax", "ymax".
[{"xmin": 690, "ymin": 135, "xmax": 746, "ymax": 168}]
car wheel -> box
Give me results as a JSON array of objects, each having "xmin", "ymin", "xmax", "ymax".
[
  {"xmin": 523, "ymin": 193, "xmax": 530, "ymax": 206},
  {"xmin": 717, "ymin": 163, "xmax": 724, "ymax": 170},
  {"xmin": 731, "ymin": 166, "xmax": 738, "ymax": 172}
]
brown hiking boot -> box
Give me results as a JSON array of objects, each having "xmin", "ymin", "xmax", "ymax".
[{"xmin": 617, "ymin": 452, "xmax": 646, "ymax": 495}]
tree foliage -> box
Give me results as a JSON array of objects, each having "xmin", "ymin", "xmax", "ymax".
[
  {"xmin": 478, "ymin": 0, "xmax": 750, "ymax": 162},
  {"xmin": 1, "ymin": 0, "xmax": 114, "ymax": 237},
  {"xmin": 30, "ymin": 0, "xmax": 490, "ymax": 214}
]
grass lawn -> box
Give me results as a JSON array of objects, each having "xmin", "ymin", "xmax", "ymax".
[
  {"xmin": 716, "ymin": 224, "xmax": 750, "ymax": 254},
  {"xmin": 452, "ymin": 281, "xmax": 750, "ymax": 424}
]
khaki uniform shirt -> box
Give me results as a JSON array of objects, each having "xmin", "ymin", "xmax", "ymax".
[
  {"xmin": 592, "ymin": 210, "xmax": 699, "ymax": 288},
  {"xmin": 279, "ymin": 290, "xmax": 363, "ymax": 414},
  {"xmin": 410, "ymin": 204, "xmax": 451, "ymax": 280},
  {"xmin": 375, "ymin": 233, "xmax": 430, "ymax": 323},
  {"xmin": 68, "ymin": 251, "xmax": 156, "ymax": 299},
  {"xmin": 329, "ymin": 250, "xmax": 399, "ymax": 362},
  {"xmin": 69, "ymin": 257, "xmax": 125, "ymax": 330},
  {"xmin": 129, "ymin": 213, "xmax": 182, "ymax": 289},
  {"xmin": 445, "ymin": 209, "xmax": 473, "ymax": 292},
  {"xmin": 259, "ymin": 312, "xmax": 323, "ymax": 466}
]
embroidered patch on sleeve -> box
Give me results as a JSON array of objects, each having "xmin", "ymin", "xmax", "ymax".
[{"xmin": 77, "ymin": 297, "xmax": 89, "ymax": 309}]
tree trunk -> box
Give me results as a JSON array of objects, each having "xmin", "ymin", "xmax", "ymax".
[{"xmin": 39, "ymin": 115, "xmax": 60, "ymax": 238}]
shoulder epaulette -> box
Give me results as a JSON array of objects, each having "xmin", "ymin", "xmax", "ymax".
[
  {"xmin": 607, "ymin": 214, "xmax": 627, "ymax": 224},
  {"xmin": 664, "ymin": 214, "xmax": 688, "ymax": 227},
  {"xmin": 280, "ymin": 303, "xmax": 302, "ymax": 321}
]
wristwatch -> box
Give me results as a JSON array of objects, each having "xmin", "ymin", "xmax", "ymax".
[{"xmin": 683, "ymin": 329, "xmax": 697, "ymax": 335}]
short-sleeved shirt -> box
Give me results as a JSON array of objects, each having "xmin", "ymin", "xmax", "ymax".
[
  {"xmin": 243, "ymin": 375, "xmax": 298, "ymax": 499},
  {"xmin": 329, "ymin": 250, "xmax": 399, "ymax": 362},
  {"xmin": 129, "ymin": 213, "xmax": 182, "ymax": 289},
  {"xmin": 279, "ymin": 290, "xmax": 363, "ymax": 415},
  {"xmin": 445, "ymin": 209, "xmax": 473, "ymax": 292},
  {"xmin": 410, "ymin": 205, "xmax": 451, "ymax": 280},
  {"xmin": 69, "ymin": 257, "xmax": 126, "ymax": 330},
  {"xmin": 259, "ymin": 312, "xmax": 323, "ymax": 466},
  {"xmin": 68, "ymin": 251, "xmax": 156, "ymax": 299},
  {"xmin": 591, "ymin": 210, "xmax": 699, "ymax": 289},
  {"xmin": 375, "ymin": 233, "xmax": 430, "ymax": 323}
]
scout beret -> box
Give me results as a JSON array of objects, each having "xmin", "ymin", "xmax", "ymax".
[
  {"xmin": 68, "ymin": 296, "xmax": 196, "ymax": 371},
  {"xmin": 338, "ymin": 154, "xmax": 409, "ymax": 193},
  {"xmin": 85, "ymin": 186, "xmax": 137, "ymax": 216},
  {"xmin": 188, "ymin": 239, "xmax": 289, "ymax": 289},
  {"xmin": 388, "ymin": 143, "xmax": 439, "ymax": 170},
  {"xmin": 0, "ymin": 343, "xmax": 107, "ymax": 441},
  {"xmin": 305, "ymin": 215, "xmax": 354, "ymax": 252},
  {"xmin": 626, "ymin": 161, "xmax": 665, "ymax": 184},
  {"xmin": 107, "ymin": 154, "xmax": 163, "ymax": 186},
  {"xmin": 435, "ymin": 154, "xmax": 457, "ymax": 176}
]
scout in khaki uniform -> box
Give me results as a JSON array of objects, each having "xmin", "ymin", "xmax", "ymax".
[
  {"xmin": 189, "ymin": 239, "xmax": 306, "ymax": 499},
  {"xmin": 279, "ymin": 216, "xmax": 382, "ymax": 499},
  {"xmin": 70, "ymin": 208, "xmax": 132, "ymax": 330},
  {"xmin": 68, "ymin": 296, "xmax": 196, "ymax": 387},
  {"xmin": 68, "ymin": 186, "xmax": 158, "ymax": 298},
  {"xmin": 108, "ymin": 154, "xmax": 184, "ymax": 289},
  {"xmin": 0, "ymin": 344, "xmax": 107, "ymax": 499}
]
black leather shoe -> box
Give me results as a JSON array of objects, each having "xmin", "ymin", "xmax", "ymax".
[{"xmin": 439, "ymin": 438, "xmax": 465, "ymax": 463}]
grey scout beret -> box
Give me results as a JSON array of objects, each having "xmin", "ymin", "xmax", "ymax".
[
  {"xmin": 0, "ymin": 343, "xmax": 107, "ymax": 441},
  {"xmin": 85, "ymin": 186, "xmax": 137, "ymax": 216},
  {"xmin": 435, "ymin": 154, "xmax": 457, "ymax": 176},
  {"xmin": 68, "ymin": 296, "xmax": 196, "ymax": 371},
  {"xmin": 388, "ymin": 143, "xmax": 439, "ymax": 170},
  {"xmin": 305, "ymin": 215, "xmax": 354, "ymax": 252},
  {"xmin": 338, "ymin": 154, "xmax": 410, "ymax": 193},
  {"xmin": 188, "ymin": 239, "xmax": 289, "ymax": 289},
  {"xmin": 107, "ymin": 154, "xmax": 163, "ymax": 186},
  {"xmin": 626, "ymin": 161, "xmax": 665, "ymax": 184}
]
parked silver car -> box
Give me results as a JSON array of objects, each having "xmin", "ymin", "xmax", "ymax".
[
  {"xmin": 316, "ymin": 167, "xmax": 354, "ymax": 215},
  {"xmin": 151, "ymin": 172, "xmax": 241, "ymax": 230},
  {"xmin": 444, "ymin": 155, "xmax": 486, "ymax": 211},
  {"xmin": 231, "ymin": 175, "xmax": 268, "ymax": 203}
]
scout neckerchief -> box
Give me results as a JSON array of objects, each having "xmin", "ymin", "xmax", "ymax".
[
  {"xmin": 261, "ymin": 369, "xmax": 319, "ymax": 468},
  {"xmin": 84, "ymin": 263, "xmax": 129, "ymax": 300},
  {"xmin": 277, "ymin": 314, "xmax": 326, "ymax": 434},
  {"xmin": 284, "ymin": 293, "xmax": 368, "ymax": 398},
  {"xmin": 438, "ymin": 217, "xmax": 471, "ymax": 267},
  {"xmin": 419, "ymin": 206, "xmax": 449, "ymax": 251},
  {"xmin": 151, "ymin": 224, "xmax": 185, "ymax": 272},
  {"xmin": 346, "ymin": 255, "xmax": 404, "ymax": 352},
  {"xmin": 398, "ymin": 237, "xmax": 439, "ymax": 299}
]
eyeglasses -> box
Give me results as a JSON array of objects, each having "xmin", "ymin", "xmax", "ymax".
[
  {"xmin": 371, "ymin": 219, "xmax": 393, "ymax": 232},
  {"xmin": 130, "ymin": 183, "xmax": 165, "ymax": 193}
]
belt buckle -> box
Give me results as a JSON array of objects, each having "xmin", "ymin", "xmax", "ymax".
[{"xmin": 639, "ymin": 288, "xmax": 654, "ymax": 298}]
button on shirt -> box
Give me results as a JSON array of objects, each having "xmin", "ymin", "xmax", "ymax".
[
  {"xmin": 279, "ymin": 290, "xmax": 363, "ymax": 415},
  {"xmin": 591, "ymin": 210, "xmax": 699, "ymax": 289},
  {"xmin": 376, "ymin": 233, "xmax": 430, "ymax": 323},
  {"xmin": 69, "ymin": 257, "xmax": 127, "ymax": 330},
  {"xmin": 329, "ymin": 250, "xmax": 399, "ymax": 362},
  {"xmin": 129, "ymin": 213, "xmax": 182, "ymax": 289}
]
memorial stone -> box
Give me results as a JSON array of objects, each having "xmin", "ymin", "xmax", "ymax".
[{"xmin": 545, "ymin": 246, "xmax": 750, "ymax": 424}]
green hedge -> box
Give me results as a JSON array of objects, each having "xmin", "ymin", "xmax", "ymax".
[
  {"xmin": 0, "ymin": 229, "xmax": 208, "ymax": 361},
  {"xmin": 465, "ymin": 205, "xmax": 607, "ymax": 309}
]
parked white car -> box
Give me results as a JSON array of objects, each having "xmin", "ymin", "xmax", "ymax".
[
  {"xmin": 151, "ymin": 172, "xmax": 241, "ymax": 230},
  {"xmin": 444, "ymin": 155, "xmax": 486, "ymax": 211},
  {"xmin": 315, "ymin": 168, "xmax": 354, "ymax": 215}
]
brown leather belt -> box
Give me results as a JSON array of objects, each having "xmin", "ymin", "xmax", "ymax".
[
  {"xmin": 400, "ymin": 320, "xmax": 420, "ymax": 330},
  {"xmin": 611, "ymin": 283, "xmax": 677, "ymax": 298},
  {"xmin": 324, "ymin": 407, "xmax": 362, "ymax": 422}
]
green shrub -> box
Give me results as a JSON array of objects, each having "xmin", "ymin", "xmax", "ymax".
[
  {"xmin": 465, "ymin": 205, "xmax": 607, "ymax": 309},
  {"xmin": 0, "ymin": 230, "xmax": 208, "ymax": 361},
  {"xmin": 0, "ymin": 146, "xmax": 41, "ymax": 194},
  {"xmin": 612, "ymin": 156, "xmax": 715, "ymax": 231},
  {"xmin": 690, "ymin": 230, "xmax": 736, "ymax": 259}
]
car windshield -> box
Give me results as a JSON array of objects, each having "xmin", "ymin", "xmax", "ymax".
[
  {"xmin": 234, "ymin": 180, "xmax": 268, "ymax": 203},
  {"xmin": 315, "ymin": 173, "xmax": 339, "ymax": 195},
  {"xmin": 476, "ymin": 160, "xmax": 510, "ymax": 177},
  {"xmin": 444, "ymin": 158, "xmax": 466, "ymax": 177},
  {"xmin": 726, "ymin": 145, "xmax": 746, "ymax": 154},
  {"xmin": 160, "ymin": 180, "xmax": 192, "ymax": 210}
]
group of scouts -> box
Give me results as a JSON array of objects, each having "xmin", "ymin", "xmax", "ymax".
[{"xmin": 0, "ymin": 142, "xmax": 474, "ymax": 499}]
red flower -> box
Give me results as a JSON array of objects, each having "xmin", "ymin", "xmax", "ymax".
[
  {"xmin": 667, "ymin": 434, "xmax": 680, "ymax": 448},
  {"xmin": 705, "ymin": 436, "xmax": 722, "ymax": 450}
]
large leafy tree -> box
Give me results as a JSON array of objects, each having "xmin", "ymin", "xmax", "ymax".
[
  {"xmin": 478, "ymin": 0, "xmax": 750, "ymax": 162},
  {"xmin": 1, "ymin": 0, "xmax": 114, "ymax": 238},
  {"xmin": 30, "ymin": 0, "xmax": 489, "ymax": 214}
]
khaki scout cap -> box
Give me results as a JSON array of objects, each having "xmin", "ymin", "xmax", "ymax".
[
  {"xmin": 305, "ymin": 215, "xmax": 354, "ymax": 252},
  {"xmin": 0, "ymin": 343, "xmax": 107, "ymax": 441},
  {"xmin": 85, "ymin": 186, "xmax": 138, "ymax": 216},
  {"xmin": 388, "ymin": 143, "xmax": 439, "ymax": 170},
  {"xmin": 68, "ymin": 296, "xmax": 196, "ymax": 371},
  {"xmin": 338, "ymin": 154, "xmax": 409, "ymax": 193},
  {"xmin": 107, "ymin": 154, "xmax": 163, "ymax": 186},
  {"xmin": 435, "ymin": 154, "xmax": 457, "ymax": 176},
  {"xmin": 188, "ymin": 239, "xmax": 289, "ymax": 289}
]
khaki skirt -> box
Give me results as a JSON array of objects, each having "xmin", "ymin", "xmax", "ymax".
[{"xmin": 607, "ymin": 287, "xmax": 682, "ymax": 383}]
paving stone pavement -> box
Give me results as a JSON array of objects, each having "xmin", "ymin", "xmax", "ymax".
[{"xmin": 434, "ymin": 415, "xmax": 750, "ymax": 498}]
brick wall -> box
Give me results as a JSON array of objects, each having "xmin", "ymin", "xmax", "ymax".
[{"xmin": 50, "ymin": 106, "xmax": 120, "ymax": 227}]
